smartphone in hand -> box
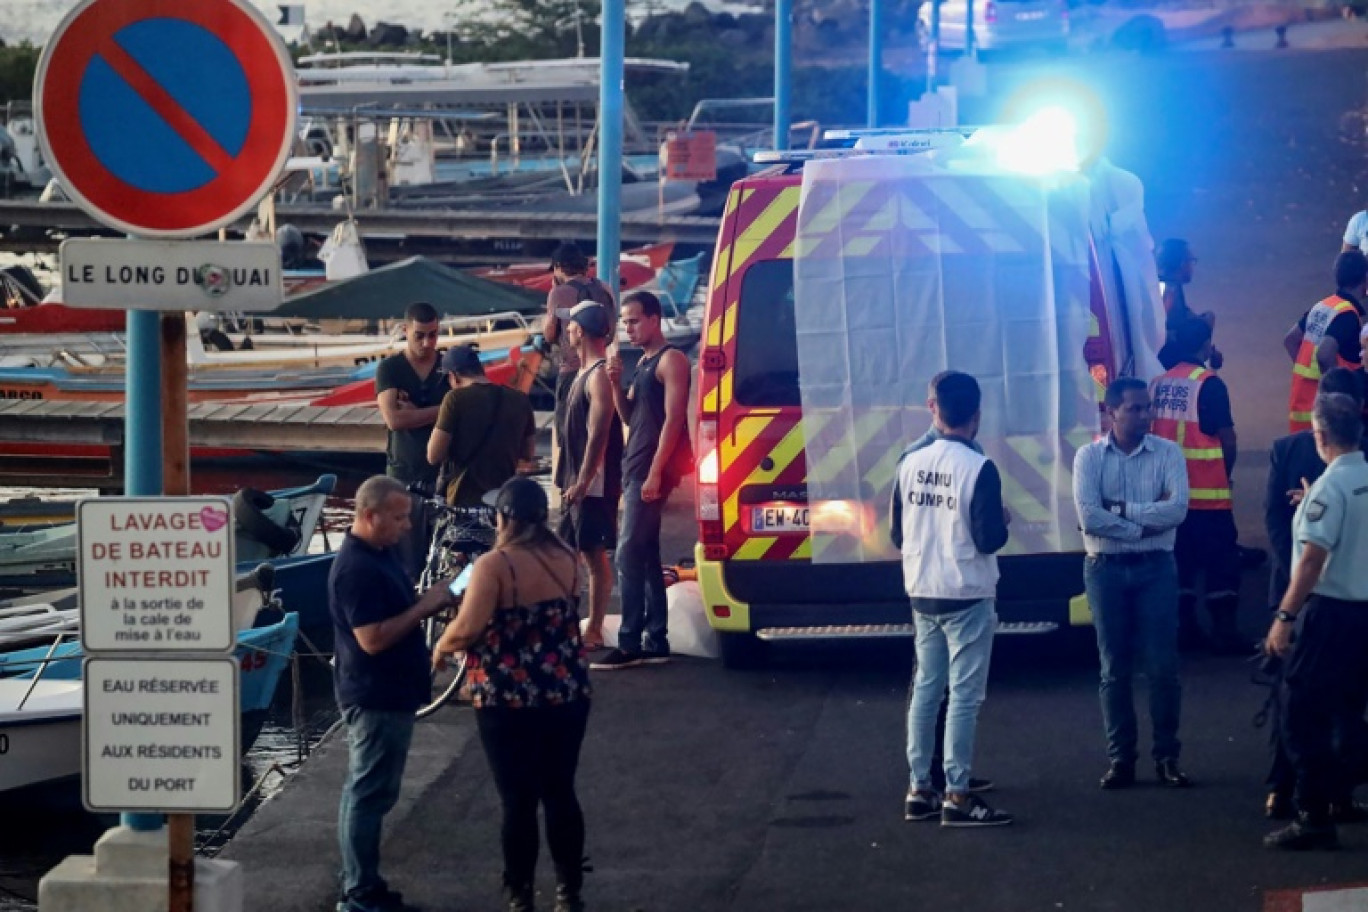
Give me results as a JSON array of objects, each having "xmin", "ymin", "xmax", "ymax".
[{"xmin": 447, "ymin": 563, "xmax": 475, "ymax": 598}]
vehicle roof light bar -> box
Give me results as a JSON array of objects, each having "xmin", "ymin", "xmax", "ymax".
[
  {"xmin": 822, "ymin": 126, "xmax": 978, "ymax": 140},
  {"xmin": 752, "ymin": 129, "xmax": 970, "ymax": 165}
]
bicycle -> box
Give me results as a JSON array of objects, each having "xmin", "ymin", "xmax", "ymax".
[{"xmin": 414, "ymin": 499, "xmax": 498, "ymax": 719}]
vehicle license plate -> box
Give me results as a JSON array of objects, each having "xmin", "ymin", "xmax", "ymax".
[
  {"xmin": 1015, "ymin": 10, "xmax": 1046, "ymax": 19},
  {"xmin": 751, "ymin": 505, "xmax": 810, "ymax": 533}
]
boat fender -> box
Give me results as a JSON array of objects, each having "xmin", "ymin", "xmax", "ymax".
[{"xmin": 232, "ymin": 488, "xmax": 301, "ymax": 557}]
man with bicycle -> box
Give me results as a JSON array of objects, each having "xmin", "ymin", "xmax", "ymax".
[
  {"xmin": 330, "ymin": 476, "xmax": 456, "ymax": 912},
  {"xmin": 426, "ymin": 344, "xmax": 537, "ymax": 507}
]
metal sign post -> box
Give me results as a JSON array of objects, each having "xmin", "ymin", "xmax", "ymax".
[{"xmin": 33, "ymin": 0, "xmax": 297, "ymax": 908}]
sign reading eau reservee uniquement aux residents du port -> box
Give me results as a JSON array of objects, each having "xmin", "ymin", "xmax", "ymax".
[
  {"xmin": 78, "ymin": 497, "xmax": 237, "ymax": 654},
  {"xmin": 83, "ymin": 656, "xmax": 240, "ymax": 812}
]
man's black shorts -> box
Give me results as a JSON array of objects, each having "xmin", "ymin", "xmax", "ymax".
[{"xmin": 558, "ymin": 496, "xmax": 617, "ymax": 553}]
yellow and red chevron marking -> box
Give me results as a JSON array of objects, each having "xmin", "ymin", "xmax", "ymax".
[{"xmin": 721, "ymin": 412, "xmax": 818, "ymax": 561}]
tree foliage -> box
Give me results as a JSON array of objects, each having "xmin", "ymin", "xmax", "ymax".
[
  {"xmin": 0, "ymin": 43, "xmax": 41, "ymax": 107},
  {"xmin": 447, "ymin": 0, "xmax": 604, "ymax": 58}
]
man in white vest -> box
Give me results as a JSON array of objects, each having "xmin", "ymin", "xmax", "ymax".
[{"xmin": 892, "ymin": 371, "xmax": 1013, "ymax": 828}]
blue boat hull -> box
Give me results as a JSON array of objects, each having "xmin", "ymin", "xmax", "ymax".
[{"xmin": 0, "ymin": 612, "xmax": 300, "ymax": 717}]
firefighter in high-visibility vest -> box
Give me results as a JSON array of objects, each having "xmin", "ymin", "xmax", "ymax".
[
  {"xmin": 1151, "ymin": 319, "xmax": 1244, "ymax": 654},
  {"xmin": 1284, "ymin": 251, "xmax": 1368, "ymax": 433}
]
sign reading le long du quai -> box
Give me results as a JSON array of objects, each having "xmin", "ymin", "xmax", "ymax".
[
  {"xmin": 78, "ymin": 497, "xmax": 237, "ymax": 654},
  {"xmin": 59, "ymin": 238, "xmax": 282, "ymax": 312}
]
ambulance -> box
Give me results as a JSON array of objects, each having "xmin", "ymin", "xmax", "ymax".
[{"xmin": 692, "ymin": 117, "xmax": 1166, "ymax": 667}]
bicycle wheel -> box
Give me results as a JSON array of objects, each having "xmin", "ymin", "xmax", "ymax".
[{"xmin": 417, "ymin": 607, "xmax": 468, "ymax": 719}]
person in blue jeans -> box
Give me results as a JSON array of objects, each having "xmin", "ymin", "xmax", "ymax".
[
  {"xmin": 329, "ymin": 475, "xmax": 456, "ymax": 912},
  {"xmin": 596, "ymin": 291, "xmax": 692, "ymax": 671},
  {"xmin": 892, "ymin": 371, "xmax": 1013, "ymax": 828},
  {"xmin": 1072, "ymin": 377, "xmax": 1192, "ymax": 790}
]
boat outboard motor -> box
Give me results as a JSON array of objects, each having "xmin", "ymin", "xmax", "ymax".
[
  {"xmin": 276, "ymin": 223, "xmax": 306, "ymax": 269},
  {"xmin": 233, "ymin": 488, "xmax": 302, "ymax": 561},
  {"xmin": 250, "ymin": 562, "xmax": 284, "ymax": 628},
  {"xmin": 253, "ymin": 561, "xmax": 276, "ymax": 596}
]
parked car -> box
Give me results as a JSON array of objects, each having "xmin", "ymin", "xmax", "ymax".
[{"xmin": 917, "ymin": 0, "xmax": 1070, "ymax": 55}]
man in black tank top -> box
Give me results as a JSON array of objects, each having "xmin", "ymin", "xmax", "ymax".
[
  {"xmin": 596, "ymin": 291, "xmax": 692, "ymax": 670},
  {"xmin": 556, "ymin": 300, "xmax": 623, "ymax": 652}
]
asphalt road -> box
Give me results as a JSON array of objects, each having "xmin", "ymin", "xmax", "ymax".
[{"xmin": 223, "ymin": 45, "xmax": 1368, "ymax": 912}]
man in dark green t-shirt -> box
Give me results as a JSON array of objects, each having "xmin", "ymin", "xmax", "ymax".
[
  {"xmin": 426, "ymin": 345, "xmax": 537, "ymax": 507},
  {"xmin": 375, "ymin": 302, "xmax": 447, "ymax": 576}
]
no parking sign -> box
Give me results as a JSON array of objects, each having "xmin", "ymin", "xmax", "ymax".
[{"xmin": 34, "ymin": 0, "xmax": 297, "ymax": 238}]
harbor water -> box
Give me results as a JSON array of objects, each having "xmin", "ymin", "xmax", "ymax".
[{"xmin": 0, "ymin": 464, "xmax": 372, "ymax": 910}]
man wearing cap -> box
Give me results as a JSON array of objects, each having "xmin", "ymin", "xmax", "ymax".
[
  {"xmin": 557, "ymin": 300, "xmax": 623, "ymax": 651},
  {"xmin": 544, "ymin": 243, "xmax": 615, "ymax": 432},
  {"xmin": 376, "ymin": 302, "xmax": 447, "ymax": 576},
  {"xmin": 426, "ymin": 345, "xmax": 537, "ymax": 508}
]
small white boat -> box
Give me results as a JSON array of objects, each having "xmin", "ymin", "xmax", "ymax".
[
  {"xmin": 0, "ymin": 677, "xmax": 83, "ymax": 794},
  {"xmin": 0, "ymin": 598, "xmax": 78, "ymax": 650}
]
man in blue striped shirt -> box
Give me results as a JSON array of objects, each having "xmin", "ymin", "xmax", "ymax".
[{"xmin": 1073, "ymin": 377, "xmax": 1192, "ymax": 790}]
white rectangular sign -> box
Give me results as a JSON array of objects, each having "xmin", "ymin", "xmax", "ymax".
[
  {"xmin": 78, "ymin": 497, "xmax": 236, "ymax": 654},
  {"xmin": 83, "ymin": 657, "xmax": 240, "ymax": 813},
  {"xmin": 59, "ymin": 238, "xmax": 282, "ymax": 312}
]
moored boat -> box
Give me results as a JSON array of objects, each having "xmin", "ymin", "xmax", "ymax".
[
  {"xmin": 0, "ymin": 474, "xmax": 336, "ymax": 591},
  {"xmin": 0, "ymin": 611, "xmax": 301, "ymax": 797}
]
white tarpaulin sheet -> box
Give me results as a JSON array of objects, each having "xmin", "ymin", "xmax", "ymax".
[{"xmin": 794, "ymin": 153, "xmax": 1100, "ymax": 563}]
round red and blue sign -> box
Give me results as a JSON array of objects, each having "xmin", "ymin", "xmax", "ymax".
[{"xmin": 34, "ymin": 0, "xmax": 297, "ymax": 238}]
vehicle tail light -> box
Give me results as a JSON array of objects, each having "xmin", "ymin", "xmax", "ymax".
[
  {"xmin": 696, "ymin": 406, "xmax": 728, "ymax": 557},
  {"xmin": 984, "ymin": 0, "xmax": 997, "ymax": 24},
  {"xmin": 697, "ymin": 418, "xmax": 721, "ymax": 523},
  {"xmin": 713, "ymin": 604, "xmax": 732, "ymax": 619}
]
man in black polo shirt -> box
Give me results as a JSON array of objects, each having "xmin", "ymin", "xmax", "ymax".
[{"xmin": 330, "ymin": 475, "xmax": 454, "ymax": 912}]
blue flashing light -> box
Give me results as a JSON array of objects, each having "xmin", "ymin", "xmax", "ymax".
[{"xmin": 996, "ymin": 106, "xmax": 1081, "ymax": 175}]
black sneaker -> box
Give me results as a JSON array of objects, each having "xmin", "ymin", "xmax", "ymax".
[
  {"xmin": 590, "ymin": 648, "xmax": 645, "ymax": 670},
  {"xmin": 640, "ymin": 645, "xmax": 671, "ymax": 665},
  {"xmin": 1264, "ymin": 815, "xmax": 1339, "ymax": 850},
  {"xmin": 1100, "ymin": 761, "xmax": 1136, "ymax": 790},
  {"xmin": 941, "ymin": 793, "xmax": 1014, "ymax": 828},
  {"xmin": 904, "ymin": 789, "xmax": 942, "ymax": 821},
  {"xmin": 553, "ymin": 883, "xmax": 586, "ymax": 912}
]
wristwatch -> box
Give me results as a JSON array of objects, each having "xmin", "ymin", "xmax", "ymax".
[
  {"xmin": 1108, "ymin": 502, "xmax": 1125, "ymax": 518},
  {"xmin": 1275, "ymin": 609, "xmax": 1297, "ymax": 624}
]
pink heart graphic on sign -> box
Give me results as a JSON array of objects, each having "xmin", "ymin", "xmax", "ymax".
[{"xmin": 199, "ymin": 505, "xmax": 229, "ymax": 532}]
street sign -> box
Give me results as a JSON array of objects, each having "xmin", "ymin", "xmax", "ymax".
[
  {"xmin": 60, "ymin": 239, "xmax": 283, "ymax": 311},
  {"xmin": 78, "ymin": 497, "xmax": 237, "ymax": 654},
  {"xmin": 34, "ymin": 0, "xmax": 297, "ymax": 238},
  {"xmin": 83, "ymin": 656, "xmax": 240, "ymax": 813}
]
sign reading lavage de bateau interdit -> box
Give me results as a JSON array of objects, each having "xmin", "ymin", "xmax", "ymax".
[{"xmin": 77, "ymin": 497, "xmax": 237, "ymax": 653}]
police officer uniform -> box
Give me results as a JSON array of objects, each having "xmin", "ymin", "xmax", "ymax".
[{"xmin": 1276, "ymin": 450, "xmax": 1368, "ymax": 842}]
